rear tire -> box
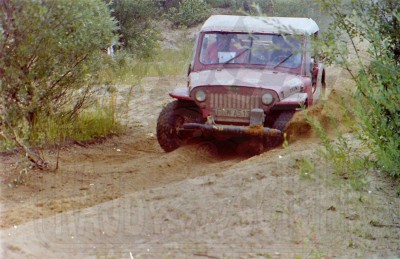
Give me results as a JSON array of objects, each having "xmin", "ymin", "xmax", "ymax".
[{"xmin": 157, "ymin": 100, "xmax": 203, "ymax": 152}]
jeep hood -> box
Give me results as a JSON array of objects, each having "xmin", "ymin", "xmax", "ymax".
[{"xmin": 189, "ymin": 68, "xmax": 306, "ymax": 99}]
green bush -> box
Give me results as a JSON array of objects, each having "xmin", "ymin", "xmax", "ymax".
[
  {"xmin": 0, "ymin": 0, "xmax": 117, "ymax": 166},
  {"xmin": 355, "ymin": 60, "xmax": 400, "ymax": 178},
  {"xmin": 318, "ymin": 0, "xmax": 400, "ymax": 179},
  {"xmin": 166, "ymin": 0, "xmax": 211, "ymax": 27}
]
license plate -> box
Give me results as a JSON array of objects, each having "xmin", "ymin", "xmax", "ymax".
[{"xmin": 214, "ymin": 108, "xmax": 250, "ymax": 118}]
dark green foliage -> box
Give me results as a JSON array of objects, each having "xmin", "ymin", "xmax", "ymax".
[
  {"xmin": 109, "ymin": 0, "xmax": 161, "ymax": 57},
  {"xmin": 0, "ymin": 0, "xmax": 117, "ymax": 147},
  {"xmin": 374, "ymin": 0, "xmax": 400, "ymax": 64},
  {"xmin": 163, "ymin": 0, "xmax": 181, "ymax": 9},
  {"xmin": 205, "ymin": 0, "xmax": 233, "ymax": 8},
  {"xmin": 356, "ymin": 61, "xmax": 400, "ymax": 178},
  {"xmin": 318, "ymin": 0, "xmax": 400, "ymax": 179},
  {"xmin": 166, "ymin": 0, "xmax": 211, "ymax": 27}
]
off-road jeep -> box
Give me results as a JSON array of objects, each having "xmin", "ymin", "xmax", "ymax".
[{"xmin": 157, "ymin": 15, "xmax": 326, "ymax": 154}]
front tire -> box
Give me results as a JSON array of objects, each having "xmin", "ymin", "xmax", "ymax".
[
  {"xmin": 156, "ymin": 100, "xmax": 203, "ymax": 152},
  {"xmin": 264, "ymin": 110, "xmax": 295, "ymax": 149}
]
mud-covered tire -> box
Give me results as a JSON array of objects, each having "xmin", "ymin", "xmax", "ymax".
[
  {"xmin": 264, "ymin": 110, "xmax": 295, "ymax": 149},
  {"xmin": 156, "ymin": 100, "xmax": 203, "ymax": 152}
]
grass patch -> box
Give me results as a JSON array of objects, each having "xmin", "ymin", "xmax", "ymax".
[
  {"xmin": 28, "ymin": 106, "xmax": 124, "ymax": 147},
  {"xmin": 0, "ymin": 105, "xmax": 124, "ymax": 151},
  {"xmin": 297, "ymin": 158, "xmax": 317, "ymax": 180},
  {"xmin": 69, "ymin": 108, "xmax": 124, "ymax": 142}
]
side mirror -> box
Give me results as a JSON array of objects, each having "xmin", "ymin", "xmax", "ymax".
[
  {"xmin": 310, "ymin": 58, "xmax": 318, "ymax": 83},
  {"xmin": 309, "ymin": 58, "xmax": 315, "ymax": 73}
]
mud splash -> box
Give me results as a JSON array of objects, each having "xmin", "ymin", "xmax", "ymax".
[{"xmin": 285, "ymin": 88, "xmax": 354, "ymax": 143}]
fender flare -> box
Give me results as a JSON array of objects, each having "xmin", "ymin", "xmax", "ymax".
[{"xmin": 169, "ymin": 87, "xmax": 193, "ymax": 101}]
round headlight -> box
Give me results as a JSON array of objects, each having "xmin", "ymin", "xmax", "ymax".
[
  {"xmin": 262, "ymin": 93, "xmax": 274, "ymax": 105},
  {"xmin": 195, "ymin": 90, "xmax": 207, "ymax": 102}
]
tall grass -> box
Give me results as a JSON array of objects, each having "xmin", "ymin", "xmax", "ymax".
[
  {"xmin": 1, "ymin": 115, "xmax": 119, "ymax": 151},
  {"xmin": 0, "ymin": 105, "xmax": 124, "ymax": 150}
]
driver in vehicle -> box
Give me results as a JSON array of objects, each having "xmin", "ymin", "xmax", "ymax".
[{"xmin": 203, "ymin": 33, "xmax": 247, "ymax": 64}]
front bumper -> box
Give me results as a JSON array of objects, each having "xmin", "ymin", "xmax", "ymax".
[
  {"xmin": 181, "ymin": 108, "xmax": 282, "ymax": 138},
  {"xmin": 182, "ymin": 123, "xmax": 282, "ymax": 138}
]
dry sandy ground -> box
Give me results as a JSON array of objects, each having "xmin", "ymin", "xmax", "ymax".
[{"xmin": 0, "ymin": 58, "xmax": 399, "ymax": 257}]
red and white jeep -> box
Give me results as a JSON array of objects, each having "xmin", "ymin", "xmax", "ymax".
[{"xmin": 157, "ymin": 15, "xmax": 326, "ymax": 154}]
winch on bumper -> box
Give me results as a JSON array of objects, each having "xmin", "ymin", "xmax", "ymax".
[{"xmin": 181, "ymin": 108, "xmax": 282, "ymax": 138}]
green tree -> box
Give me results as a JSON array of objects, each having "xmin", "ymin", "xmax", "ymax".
[
  {"xmin": 0, "ymin": 0, "xmax": 117, "ymax": 168},
  {"xmin": 109, "ymin": 0, "xmax": 161, "ymax": 58},
  {"xmin": 166, "ymin": 0, "xmax": 210, "ymax": 27}
]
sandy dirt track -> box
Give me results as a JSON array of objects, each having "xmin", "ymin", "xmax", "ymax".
[{"xmin": 1, "ymin": 68, "xmax": 399, "ymax": 257}]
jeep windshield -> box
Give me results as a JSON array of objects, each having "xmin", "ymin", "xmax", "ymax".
[{"xmin": 199, "ymin": 32, "xmax": 303, "ymax": 69}]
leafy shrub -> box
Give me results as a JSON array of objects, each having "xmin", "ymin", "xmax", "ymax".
[{"xmin": 166, "ymin": 0, "xmax": 211, "ymax": 27}]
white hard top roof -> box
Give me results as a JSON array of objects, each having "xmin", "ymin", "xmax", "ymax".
[{"xmin": 200, "ymin": 15, "xmax": 319, "ymax": 35}]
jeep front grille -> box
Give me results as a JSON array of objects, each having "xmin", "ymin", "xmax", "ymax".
[
  {"xmin": 210, "ymin": 93, "xmax": 260, "ymax": 110},
  {"xmin": 208, "ymin": 93, "xmax": 261, "ymax": 123},
  {"xmin": 192, "ymin": 86, "xmax": 277, "ymax": 124}
]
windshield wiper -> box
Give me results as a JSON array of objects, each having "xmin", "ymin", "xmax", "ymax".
[
  {"xmin": 273, "ymin": 53, "xmax": 293, "ymax": 69},
  {"xmin": 223, "ymin": 48, "xmax": 249, "ymax": 64}
]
